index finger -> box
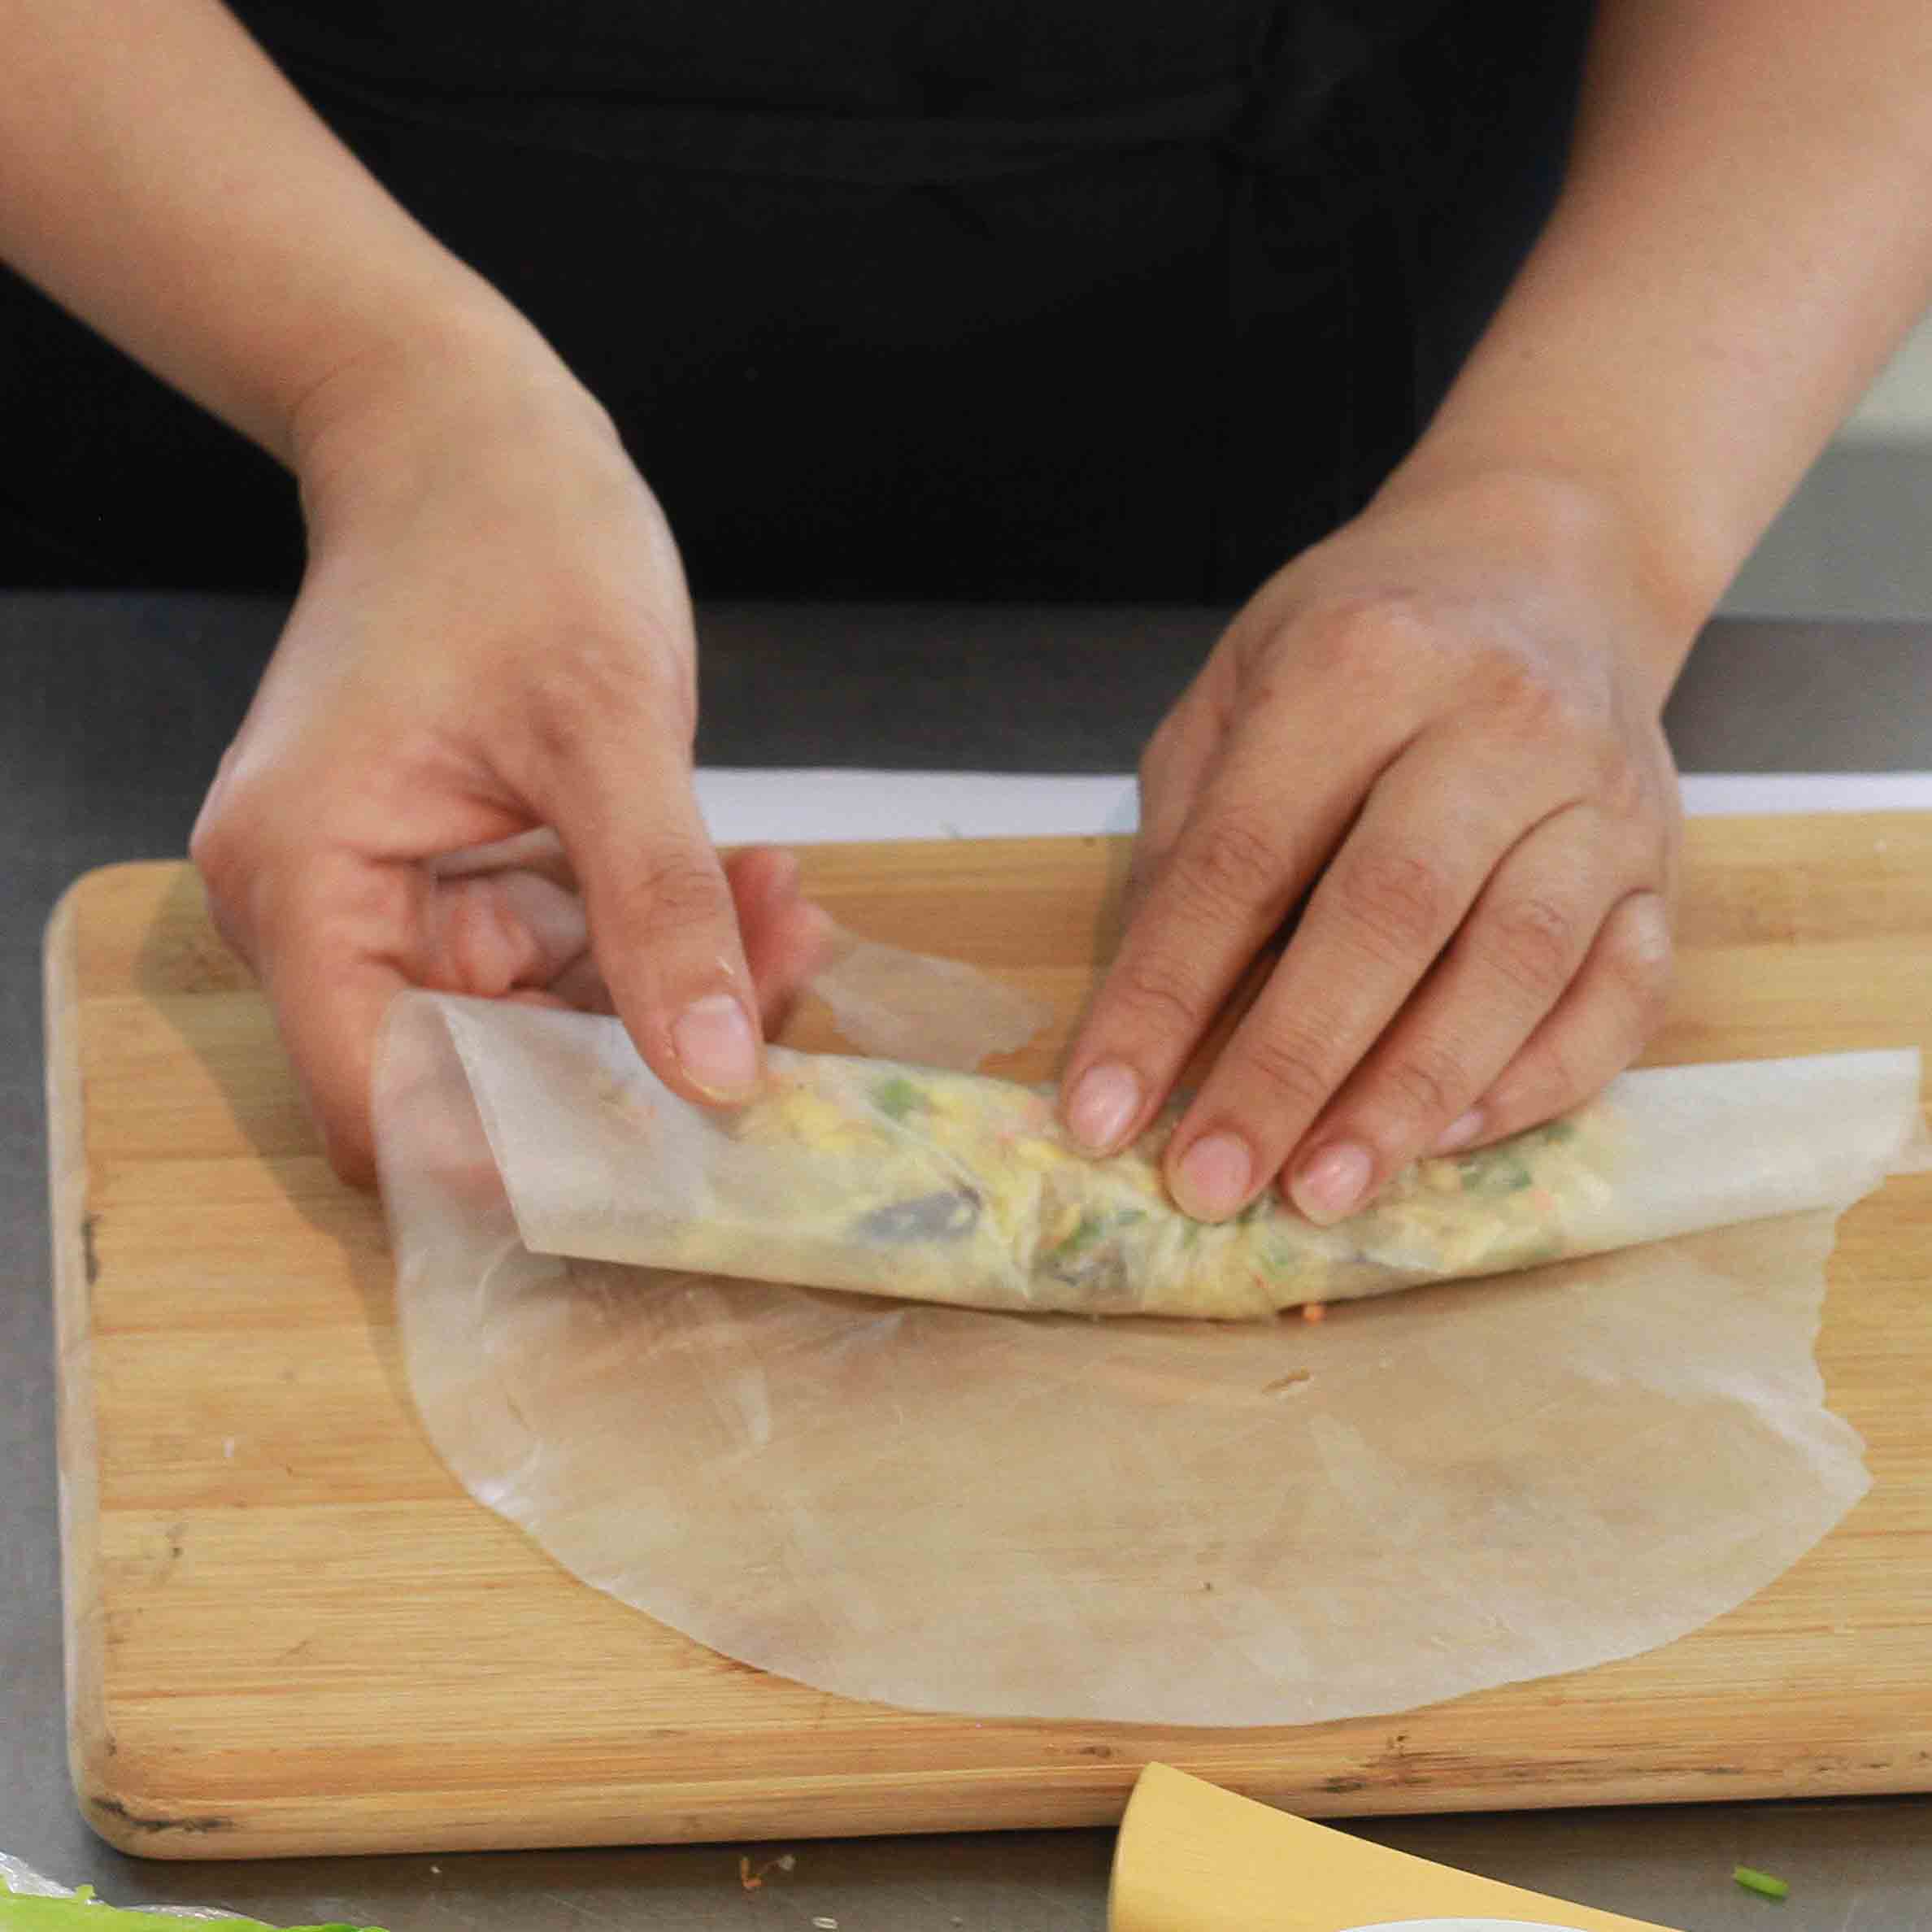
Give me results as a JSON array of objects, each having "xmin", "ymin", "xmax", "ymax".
[
  {"xmin": 533, "ymin": 728, "xmax": 764, "ymax": 1108},
  {"xmin": 1059, "ymin": 716, "xmax": 1396, "ymax": 1160},
  {"xmin": 1161, "ymin": 738, "xmax": 1564, "ymax": 1219}
]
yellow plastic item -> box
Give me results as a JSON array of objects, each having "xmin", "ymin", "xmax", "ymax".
[{"xmin": 1110, "ymin": 1765, "xmax": 1682, "ymax": 1932}]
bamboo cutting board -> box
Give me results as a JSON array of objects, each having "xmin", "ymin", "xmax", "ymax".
[{"xmin": 43, "ymin": 818, "xmax": 1932, "ymax": 1860}]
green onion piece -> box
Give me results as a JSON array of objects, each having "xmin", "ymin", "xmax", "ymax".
[
  {"xmin": 1733, "ymin": 1865, "xmax": 1790, "ymax": 1900},
  {"xmin": 1456, "ymin": 1149, "xmax": 1534, "ymax": 1194},
  {"xmin": 871, "ymin": 1074, "xmax": 925, "ymax": 1120},
  {"xmin": 1046, "ymin": 1208, "xmax": 1107, "ymax": 1263}
]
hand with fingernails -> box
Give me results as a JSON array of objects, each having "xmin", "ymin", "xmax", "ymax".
[
  {"xmin": 1058, "ymin": 470, "xmax": 1684, "ymax": 1227},
  {"xmin": 198, "ymin": 428, "xmax": 1681, "ymax": 1221},
  {"xmin": 191, "ymin": 354, "xmax": 832, "ymax": 1185}
]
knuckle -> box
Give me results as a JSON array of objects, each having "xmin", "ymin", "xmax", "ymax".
[
  {"xmin": 1483, "ymin": 658, "xmax": 1589, "ymax": 750},
  {"xmin": 1236, "ymin": 1025, "xmax": 1336, "ymax": 1119},
  {"xmin": 1484, "ymin": 892, "xmax": 1581, "ymax": 1000},
  {"xmin": 1112, "ymin": 950, "xmax": 1208, "ymax": 1038},
  {"xmin": 1507, "ymin": 1042, "xmax": 1580, "ymax": 1123},
  {"xmin": 1382, "ymin": 1042, "xmax": 1469, "ymax": 1127},
  {"xmin": 1484, "ymin": 652, "xmax": 1555, "ymax": 715},
  {"xmin": 1303, "ymin": 592, "xmax": 1434, "ymax": 683},
  {"xmin": 1591, "ymin": 742, "xmax": 1657, "ymax": 825},
  {"xmin": 524, "ymin": 627, "xmax": 695, "ymax": 769},
  {"xmin": 189, "ymin": 832, "xmax": 233, "ymax": 931},
  {"xmin": 437, "ymin": 881, "xmax": 526, "ymax": 995},
  {"xmin": 1181, "ymin": 807, "xmax": 1290, "ymax": 921},
  {"xmin": 188, "ymin": 788, "xmax": 240, "ymax": 884},
  {"xmin": 1602, "ymin": 900, "xmax": 1675, "ymax": 1026},
  {"xmin": 1331, "ymin": 846, "xmax": 1451, "ymax": 960},
  {"xmin": 604, "ymin": 846, "xmax": 732, "ymax": 947},
  {"xmin": 189, "ymin": 795, "xmax": 257, "ymax": 954}
]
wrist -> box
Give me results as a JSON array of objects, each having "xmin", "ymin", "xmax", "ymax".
[
  {"xmin": 287, "ymin": 291, "xmax": 618, "ymax": 542},
  {"xmin": 1366, "ymin": 453, "xmax": 1708, "ymax": 698},
  {"xmin": 1385, "ymin": 346, "xmax": 1757, "ymax": 653}
]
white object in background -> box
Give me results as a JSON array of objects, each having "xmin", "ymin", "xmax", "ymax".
[
  {"xmin": 694, "ymin": 768, "xmax": 1138, "ymax": 844},
  {"xmin": 692, "ymin": 767, "xmax": 1932, "ymax": 846}
]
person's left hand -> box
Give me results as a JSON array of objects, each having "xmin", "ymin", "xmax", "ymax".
[{"xmin": 1058, "ymin": 469, "xmax": 1687, "ymax": 1224}]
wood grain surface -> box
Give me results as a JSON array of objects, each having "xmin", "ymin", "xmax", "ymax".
[{"xmin": 42, "ymin": 818, "xmax": 1932, "ymax": 1860}]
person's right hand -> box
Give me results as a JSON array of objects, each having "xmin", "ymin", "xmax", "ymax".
[{"xmin": 192, "ymin": 348, "xmax": 830, "ymax": 1185}]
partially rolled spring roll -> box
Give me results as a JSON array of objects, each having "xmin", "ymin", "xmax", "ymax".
[{"xmin": 419, "ymin": 994, "xmax": 1923, "ymax": 1320}]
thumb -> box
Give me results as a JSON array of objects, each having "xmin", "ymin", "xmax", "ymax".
[{"xmin": 540, "ymin": 737, "xmax": 764, "ymax": 1107}]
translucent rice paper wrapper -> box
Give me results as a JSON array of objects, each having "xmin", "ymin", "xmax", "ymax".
[
  {"xmin": 376, "ymin": 991, "xmax": 1923, "ymax": 1726},
  {"xmin": 806, "ymin": 928, "xmax": 1055, "ymax": 1070}
]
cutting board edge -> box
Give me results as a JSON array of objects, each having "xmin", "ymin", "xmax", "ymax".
[
  {"xmin": 76, "ymin": 1754, "xmax": 1932, "ymax": 1861},
  {"xmin": 45, "ymin": 875, "xmax": 115, "ymax": 1843}
]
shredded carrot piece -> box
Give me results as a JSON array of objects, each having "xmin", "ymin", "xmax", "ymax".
[
  {"xmin": 739, "ymin": 1853, "xmax": 794, "ymax": 1892},
  {"xmin": 1301, "ymin": 1301, "xmax": 1327, "ymax": 1324}
]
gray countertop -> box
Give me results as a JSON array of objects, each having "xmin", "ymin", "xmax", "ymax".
[{"xmin": 3, "ymin": 594, "xmax": 1930, "ymax": 1931}]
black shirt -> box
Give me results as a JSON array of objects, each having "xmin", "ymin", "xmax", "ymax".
[{"xmin": 0, "ymin": 2, "xmax": 1589, "ymax": 595}]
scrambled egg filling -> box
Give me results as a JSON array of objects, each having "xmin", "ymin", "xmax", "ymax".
[{"xmin": 677, "ymin": 1055, "xmax": 1617, "ymax": 1320}]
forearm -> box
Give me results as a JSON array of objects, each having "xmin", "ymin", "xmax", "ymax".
[
  {"xmin": 1386, "ymin": 0, "xmax": 1932, "ymax": 642},
  {"xmin": 0, "ymin": 0, "xmax": 561, "ymax": 470}
]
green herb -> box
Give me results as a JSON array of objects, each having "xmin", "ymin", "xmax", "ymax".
[
  {"xmin": 1530, "ymin": 1118, "xmax": 1578, "ymax": 1145},
  {"xmin": 1732, "ymin": 1866, "xmax": 1790, "ymax": 1901},
  {"xmin": 871, "ymin": 1074, "xmax": 926, "ymax": 1121},
  {"xmin": 1045, "ymin": 1206, "xmax": 1146, "ymax": 1268},
  {"xmin": 1046, "ymin": 1208, "xmax": 1108, "ymax": 1263},
  {"xmin": 0, "ymin": 1882, "xmax": 386, "ymax": 1932},
  {"xmin": 1456, "ymin": 1148, "xmax": 1534, "ymax": 1194}
]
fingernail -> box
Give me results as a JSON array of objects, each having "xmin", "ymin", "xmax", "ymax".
[
  {"xmin": 1174, "ymin": 1131, "xmax": 1253, "ymax": 1221},
  {"xmin": 671, "ymin": 993, "xmax": 759, "ymax": 1100},
  {"xmin": 1066, "ymin": 1061, "xmax": 1142, "ymax": 1153},
  {"xmin": 1291, "ymin": 1142, "xmax": 1373, "ymax": 1225},
  {"xmin": 1430, "ymin": 1108, "xmax": 1485, "ymax": 1155}
]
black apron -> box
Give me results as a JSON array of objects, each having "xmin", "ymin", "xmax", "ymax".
[{"xmin": 0, "ymin": 2, "xmax": 1588, "ymax": 598}]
